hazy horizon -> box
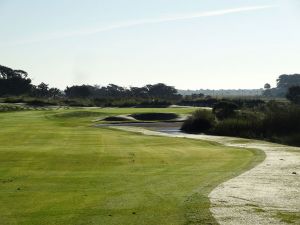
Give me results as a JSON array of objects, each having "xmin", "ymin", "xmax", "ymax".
[{"xmin": 1, "ymin": 0, "xmax": 299, "ymax": 89}]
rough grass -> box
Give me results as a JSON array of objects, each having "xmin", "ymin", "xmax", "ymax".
[
  {"xmin": 53, "ymin": 110, "xmax": 107, "ymax": 118},
  {"xmin": 275, "ymin": 212, "xmax": 300, "ymax": 224},
  {"xmin": 0, "ymin": 108, "xmax": 264, "ymax": 225}
]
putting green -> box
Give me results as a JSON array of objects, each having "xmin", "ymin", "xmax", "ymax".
[{"xmin": 0, "ymin": 108, "xmax": 264, "ymax": 225}]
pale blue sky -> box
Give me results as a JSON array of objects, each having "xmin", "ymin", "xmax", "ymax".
[{"xmin": 0, "ymin": 0, "xmax": 299, "ymax": 89}]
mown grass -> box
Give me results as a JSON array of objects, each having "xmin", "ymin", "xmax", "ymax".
[{"xmin": 0, "ymin": 108, "xmax": 264, "ymax": 225}]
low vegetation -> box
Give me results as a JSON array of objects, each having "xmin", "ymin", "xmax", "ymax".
[
  {"xmin": 181, "ymin": 110, "xmax": 215, "ymax": 133},
  {"xmin": 0, "ymin": 104, "xmax": 28, "ymax": 112},
  {"xmin": 181, "ymin": 102, "xmax": 300, "ymax": 146}
]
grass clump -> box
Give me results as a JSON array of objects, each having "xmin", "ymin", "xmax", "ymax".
[{"xmin": 275, "ymin": 212, "xmax": 300, "ymax": 224}]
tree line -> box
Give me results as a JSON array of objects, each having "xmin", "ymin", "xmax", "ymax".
[
  {"xmin": 1, "ymin": 64, "xmax": 299, "ymax": 106},
  {"xmin": 0, "ymin": 64, "xmax": 180, "ymax": 100}
]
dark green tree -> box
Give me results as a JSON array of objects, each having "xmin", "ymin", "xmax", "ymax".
[
  {"xmin": 264, "ymin": 83, "xmax": 271, "ymax": 89},
  {"xmin": 277, "ymin": 74, "xmax": 300, "ymax": 89},
  {"xmin": 0, "ymin": 65, "xmax": 32, "ymax": 96},
  {"xmin": 65, "ymin": 85, "xmax": 93, "ymax": 98},
  {"xmin": 146, "ymin": 83, "xmax": 179, "ymax": 99},
  {"xmin": 48, "ymin": 88, "xmax": 63, "ymax": 98},
  {"xmin": 286, "ymin": 86, "xmax": 300, "ymax": 104}
]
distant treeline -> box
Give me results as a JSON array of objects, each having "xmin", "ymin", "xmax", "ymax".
[
  {"xmin": 1, "ymin": 64, "xmax": 299, "ymax": 107},
  {"xmin": 179, "ymin": 89, "xmax": 263, "ymax": 97},
  {"xmin": 263, "ymin": 74, "xmax": 300, "ymax": 98},
  {"xmin": 0, "ymin": 64, "xmax": 181, "ymax": 106}
]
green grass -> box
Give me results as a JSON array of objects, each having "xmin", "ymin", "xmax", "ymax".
[
  {"xmin": 275, "ymin": 212, "xmax": 300, "ymax": 224},
  {"xmin": 0, "ymin": 108, "xmax": 264, "ymax": 225}
]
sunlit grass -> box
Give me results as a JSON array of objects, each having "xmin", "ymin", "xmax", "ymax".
[{"xmin": 0, "ymin": 108, "xmax": 264, "ymax": 225}]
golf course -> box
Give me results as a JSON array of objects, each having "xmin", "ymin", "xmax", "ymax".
[{"xmin": 0, "ymin": 107, "xmax": 264, "ymax": 225}]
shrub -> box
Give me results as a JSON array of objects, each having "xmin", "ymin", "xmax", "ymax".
[
  {"xmin": 279, "ymin": 133, "xmax": 300, "ymax": 146},
  {"xmin": 212, "ymin": 117, "xmax": 263, "ymax": 138},
  {"xmin": 3, "ymin": 97, "xmax": 24, "ymax": 103},
  {"xmin": 286, "ymin": 86, "xmax": 300, "ymax": 104},
  {"xmin": 0, "ymin": 104, "xmax": 26, "ymax": 112},
  {"xmin": 211, "ymin": 103, "xmax": 300, "ymax": 146},
  {"xmin": 25, "ymin": 99, "xmax": 57, "ymax": 106},
  {"xmin": 262, "ymin": 104, "xmax": 300, "ymax": 136},
  {"xmin": 212, "ymin": 101, "xmax": 238, "ymax": 120},
  {"xmin": 181, "ymin": 110, "xmax": 215, "ymax": 133}
]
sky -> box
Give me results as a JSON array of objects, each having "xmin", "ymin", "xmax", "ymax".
[{"xmin": 0, "ymin": 0, "xmax": 299, "ymax": 90}]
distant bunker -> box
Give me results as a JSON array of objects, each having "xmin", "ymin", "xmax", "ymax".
[
  {"xmin": 130, "ymin": 113, "xmax": 178, "ymax": 121},
  {"xmin": 102, "ymin": 115, "xmax": 135, "ymax": 122}
]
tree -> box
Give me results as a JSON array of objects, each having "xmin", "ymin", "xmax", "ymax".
[
  {"xmin": 0, "ymin": 64, "xmax": 32, "ymax": 96},
  {"xmin": 31, "ymin": 83, "xmax": 50, "ymax": 97},
  {"xmin": 106, "ymin": 84, "xmax": 126, "ymax": 97},
  {"xmin": 146, "ymin": 83, "xmax": 179, "ymax": 99},
  {"xmin": 264, "ymin": 83, "xmax": 271, "ymax": 89},
  {"xmin": 130, "ymin": 86, "xmax": 148, "ymax": 98},
  {"xmin": 277, "ymin": 74, "xmax": 300, "ymax": 89},
  {"xmin": 263, "ymin": 83, "xmax": 272, "ymax": 97},
  {"xmin": 38, "ymin": 83, "xmax": 49, "ymax": 97},
  {"xmin": 286, "ymin": 86, "xmax": 300, "ymax": 104},
  {"xmin": 65, "ymin": 85, "xmax": 93, "ymax": 98},
  {"xmin": 48, "ymin": 88, "xmax": 63, "ymax": 98},
  {"xmin": 263, "ymin": 74, "xmax": 300, "ymax": 97}
]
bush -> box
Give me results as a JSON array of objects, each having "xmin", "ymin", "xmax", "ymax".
[
  {"xmin": 211, "ymin": 103, "xmax": 300, "ymax": 146},
  {"xmin": 212, "ymin": 117, "xmax": 263, "ymax": 138},
  {"xmin": 0, "ymin": 104, "xmax": 26, "ymax": 112},
  {"xmin": 286, "ymin": 86, "xmax": 300, "ymax": 104},
  {"xmin": 279, "ymin": 133, "xmax": 300, "ymax": 146},
  {"xmin": 181, "ymin": 110, "xmax": 215, "ymax": 133},
  {"xmin": 25, "ymin": 99, "xmax": 57, "ymax": 106},
  {"xmin": 262, "ymin": 104, "xmax": 300, "ymax": 136},
  {"xmin": 212, "ymin": 101, "xmax": 238, "ymax": 120},
  {"xmin": 137, "ymin": 100, "xmax": 172, "ymax": 108},
  {"xmin": 3, "ymin": 97, "xmax": 25, "ymax": 103}
]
